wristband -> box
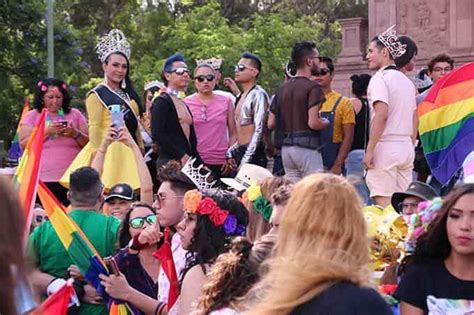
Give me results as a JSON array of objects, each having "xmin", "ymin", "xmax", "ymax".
[
  {"xmin": 155, "ymin": 302, "xmax": 166, "ymax": 315},
  {"xmin": 47, "ymin": 278, "xmax": 67, "ymax": 296},
  {"xmin": 129, "ymin": 234, "xmax": 147, "ymax": 251}
]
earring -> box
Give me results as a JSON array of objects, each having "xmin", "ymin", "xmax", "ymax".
[
  {"xmin": 121, "ymin": 79, "xmax": 126, "ymax": 89},
  {"xmin": 104, "ymin": 73, "xmax": 108, "ymax": 85}
]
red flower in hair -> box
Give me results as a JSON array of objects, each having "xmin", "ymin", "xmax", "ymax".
[
  {"xmin": 210, "ymin": 208, "xmax": 229, "ymax": 226},
  {"xmin": 198, "ymin": 198, "xmax": 217, "ymax": 215}
]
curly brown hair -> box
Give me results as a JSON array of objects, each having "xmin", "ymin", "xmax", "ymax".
[{"xmin": 194, "ymin": 235, "xmax": 276, "ymax": 314}]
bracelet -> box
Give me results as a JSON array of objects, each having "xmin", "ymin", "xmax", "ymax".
[{"xmin": 155, "ymin": 302, "xmax": 166, "ymax": 315}]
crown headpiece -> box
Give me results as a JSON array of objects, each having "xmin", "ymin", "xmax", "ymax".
[
  {"xmin": 181, "ymin": 158, "xmax": 217, "ymax": 190},
  {"xmin": 144, "ymin": 80, "xmax": 165, "ymax": 91},
  {"xmin": 95, "ymin": 29, "xmax": 131, "ymax": 63},
  {"xmin": 377, "ymin": 25, "xmax": 407, "ymax": 59},
  {"xmin": 196, "ymin": 58, "xmax": 223, "ymax": 70}
]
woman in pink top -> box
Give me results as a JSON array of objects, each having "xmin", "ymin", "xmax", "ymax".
[
  {"xmin": 20, "ymin": 78, "xmax": 89, "ymax": 205},
  {"xmin": 185, "ymin": 64, "xmax": 237, "ymax": 179}
]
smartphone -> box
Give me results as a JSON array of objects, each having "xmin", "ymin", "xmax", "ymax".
[
  {"xmin": 57, "ymin": 120, "xmax": 68, "ymax": 127},
  {"xmin": 104, "ymin": 256, "xmax": 120, "ymax": 275}
]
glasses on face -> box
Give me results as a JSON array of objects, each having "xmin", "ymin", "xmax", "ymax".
[
  {"xmin": 234, "ymin": 64, "xmax": 256, "ymax": 72},
  {"xmin": 195, "ymin": 74, "xmax": 215, "ymax": 82},
  {"xmin": 35, "ymin": 215, "xmax": 49, "ymax": 224},
  {"xmin": 169, "ymin": 67, "xmax": 189, "ymax": 75},
  {"xmin": 398, "ymin": 202, "xmax": 419, "ymax": 211},
  {"xmin": 153, "ymin": 192, "xmax": 185, "ymax": 207},
  {"xmin": 432, "ymin": 66, "xmax": 453, "ymax": 73},
  {"xmin": 129, "ymin": 214, "xmax": 157, "ymax": 229},
  {"xmin": 315, "ymin": 68, "xmax": 331, "ymax": 76}
]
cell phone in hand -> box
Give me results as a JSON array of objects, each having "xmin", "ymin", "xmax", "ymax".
[
  {"xmin": 104, "ymin": 257, "xmax": 120, "ymax": 275},
  {"xmin": 57, "ymin": 120, "xmax": 68, "ymax": 127}
]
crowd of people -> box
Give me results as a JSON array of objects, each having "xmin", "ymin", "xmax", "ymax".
[{"xmin": 3, "ymin": 24, "xmax": 474, "ymax": 315}]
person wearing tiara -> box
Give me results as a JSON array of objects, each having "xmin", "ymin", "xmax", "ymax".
[
  {"xmin": 61, "ymin": 29, "xmax": 144, "ymax": 190},
  {"xmin": 151, "ymin": 53, "xmax": 199, "ymax": 168},
  {"xmin": 364, "ymin": 25, "xmax": 418, "ymax": 208},
  {"xmin": 195, "ymin": 57, "xmax": 237, "ymax": 105}
]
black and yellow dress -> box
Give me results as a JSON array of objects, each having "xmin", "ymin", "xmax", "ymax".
[{"xmin": 61, "ymin": 83, "xmax": 144, "ymax": 189}]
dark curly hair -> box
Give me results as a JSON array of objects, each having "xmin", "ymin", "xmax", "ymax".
[
  {"xmin": 117, "ymin": 202, "xmax": 159, "ymax": 248},
  {"xmin": 33, "ymin": 78, "xmax": 72, "ymax": 113},
  {"xmin": 399, "ymin": 183, "xmax": 474, "ymax": 275},
  {"xmin": 194, "ymin": 235, "xmax": 275, "ymax": 314},
  {"xmin": 180, "ymin": 189, "xmax": 249, "ymax": 284}
]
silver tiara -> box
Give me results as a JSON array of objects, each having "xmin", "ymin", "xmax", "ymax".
[
  {"xmin": 95, "ymin": 29, "xmax": 131, "ymax": 63},
  {"xmin": 181, "ymin": 158, "xmax": 216, "ymax": 191},
  {"xmin": 377, "ymin": 25, "xmax": 407, "ymax": 59},
  {"xmin": 196, "ymin": 58, "xmax": 223, "ymax": 70},
  {"xmin": 144, "ymin": 80, "xmax": 165, "ymax": 91}
]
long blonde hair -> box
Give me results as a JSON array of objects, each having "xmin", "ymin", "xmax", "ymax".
[{"xmin": 246, "ymin": 174, "xmax": 371, "ymax": 314}]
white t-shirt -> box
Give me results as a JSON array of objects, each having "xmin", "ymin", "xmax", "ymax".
[{"xmin": 367, "ymin": 65, "xmax": 417, "ymax": 141}]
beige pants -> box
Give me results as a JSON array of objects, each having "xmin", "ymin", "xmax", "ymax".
[{"xmin": 366, "ymin": 141, "xmax": 415, "ymax": 198}]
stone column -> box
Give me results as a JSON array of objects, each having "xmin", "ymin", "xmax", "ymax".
[
  {"xmin": 337, "ymin": 18, "xmax": 368, "ymax": 64},
  {"xmin": 332, "ymin": 18, "xmax": 370, "ymax": 97}
]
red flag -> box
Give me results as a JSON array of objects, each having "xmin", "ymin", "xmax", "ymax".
[
  {"xmin": 153, "ymin": 229, "xmax": 179, "ymax": 309},
  {"xmin": 13, "ymin": 108, "xmax": 47, "ymax": 244},
  {"xmin": 38, "ymin": 280, "xmax": 75, "ymax": 315}
]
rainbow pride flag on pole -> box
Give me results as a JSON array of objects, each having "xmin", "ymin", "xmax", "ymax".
[
  {"xmin": 37, "ymin": 182, "xmax": 131, "ymax": 314},
  {"xmin": 418, "ymin": 62, "xmax": 474, "ymax": 184},
  {"xmin": 13, "ymin": 108, "xmax": 46, "ymax": 242},
  {"xmin": 37, "ymin": 181, "xmax": 109, "ymax": 292},
  {"xmin": 8, "ymin": 98, "xmax": 30, "ymax": 162}
]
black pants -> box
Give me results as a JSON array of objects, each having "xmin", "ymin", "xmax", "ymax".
[{"xmin": 234, "ymin": 143, "xmax": 267, "ymax": 168}]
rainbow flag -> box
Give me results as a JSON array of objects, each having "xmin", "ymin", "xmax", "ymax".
[
  {"xmin": 37, "ymin": 182, "xmax": 131, "ymax": 314},
  {"xmin": 13, "ymin": 108, "xmax": 46, "ymax": 241},
  {"xmin": 8, "ymin": 98, "xmax": 30, "ymax": 161},
  {"xmin": 418, "ymin": 62, "xmax": 474, "ymax": 184},
  {"xmin": 37, "ymin": 181, "xmax": 109, "ymax": 292}
]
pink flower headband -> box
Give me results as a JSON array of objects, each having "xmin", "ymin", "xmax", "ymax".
[
  {"xmin": 183, "ymin": 190, "xmax": 246, "ymax": 236},
  {"xmin": 37, "ymin": 80, "xmax": 67, "ymax": 93}
]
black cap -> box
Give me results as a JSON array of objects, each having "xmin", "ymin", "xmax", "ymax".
[
  {"xmin": 391, "ymin": 181, "xmax": 437, "ymax": 213},
  {"xmin": 105, "ymin": 183, "xmax": 134, "ymax": 202}
]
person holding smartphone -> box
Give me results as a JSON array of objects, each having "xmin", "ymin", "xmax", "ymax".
[{"xmin": 20, "ymin": 78, "xmax": 89, "ymax": 205}]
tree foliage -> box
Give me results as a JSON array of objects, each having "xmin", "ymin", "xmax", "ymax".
[{"xmin": 0, "ymin": 0, "xmax": 367, "ymax": 153}]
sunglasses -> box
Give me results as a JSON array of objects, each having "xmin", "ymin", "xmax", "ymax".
[
  {"xmin": 153, "ymin": 192, "xmax": 185, "ymax": 207},
  {"xmin": 129, "ymin": 214, "xmax": 157, "ymax": 229},
  {"xmin": 195, "ymin": 74, "xmax": 215, "ymax": 82},
  {"xmin": 169, "ymin": 67, "xmax": 189, "ymax": 75},
  {"xmin": 315, "ymin": 68, "xmax": 331, "ymax": 76},
  {"xmin": 234, "ymin": 64, "xmax": 257, "ymax": 72},
  {"xmin": 35, "ymin": 215, "xmax": 49, "ymax": 224}
]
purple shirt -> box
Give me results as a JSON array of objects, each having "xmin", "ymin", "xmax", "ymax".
[
  {"xmin": 185, "ymin": 93, "xmax": 231, "ymax": 165},
  {"xmin": 21, "ymin": 108, "xmax": 88, "ymax": 182}
]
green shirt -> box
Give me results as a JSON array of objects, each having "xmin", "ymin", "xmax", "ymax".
[{"xmin": 27, "ymin": 209, "xmax": 120, "ymax": 315}]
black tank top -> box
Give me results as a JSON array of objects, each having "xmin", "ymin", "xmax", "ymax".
[{"xmin": 351, "ymin": 97, "xmax": 370, "ymax": 150}]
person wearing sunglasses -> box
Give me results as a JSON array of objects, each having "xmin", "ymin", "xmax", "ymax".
[
  {"xmin": 100, "ymin": 202, "xmax": 161, "ymax": 315},
  {"xmin": 152, "ymin": 53, "xmax": 199, "ymax": 169},
  {"xmin": 100, "ymin": 161, "xmax": 197, "ymax": 315},
  {"xmin": 227, "ymin": 52, "xmax": 270, "ymax": 170},
  {"xmin": 314, "ymin": 56, "xmax": 355, "ymax": 176},
  {"xmin": 184, "ymin": 64, "xmax": 237, "ymax": 180},
  {"xmin": 268, "ymin": 41, "xmax": 329, "ymax": 181}
]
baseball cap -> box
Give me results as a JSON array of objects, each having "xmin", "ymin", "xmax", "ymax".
[{"xmin": 105, "ymin": 183, "xmax": 134, "ymax": 202}]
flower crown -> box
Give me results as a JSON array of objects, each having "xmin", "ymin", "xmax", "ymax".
[
  {"xmin": 37, "ymin": 81, "xmax": 67, "ymax": 93},
  {"xmin": 377, "ymin": 25, "xmax": 407, "ymax": 59},
  {"xmin": 244, "ymin": 182, "xmax": 272, "ymax": 221},
  {"xmin": 183, "ymin": 190, "xmax": 246, "ymax": 236}
]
